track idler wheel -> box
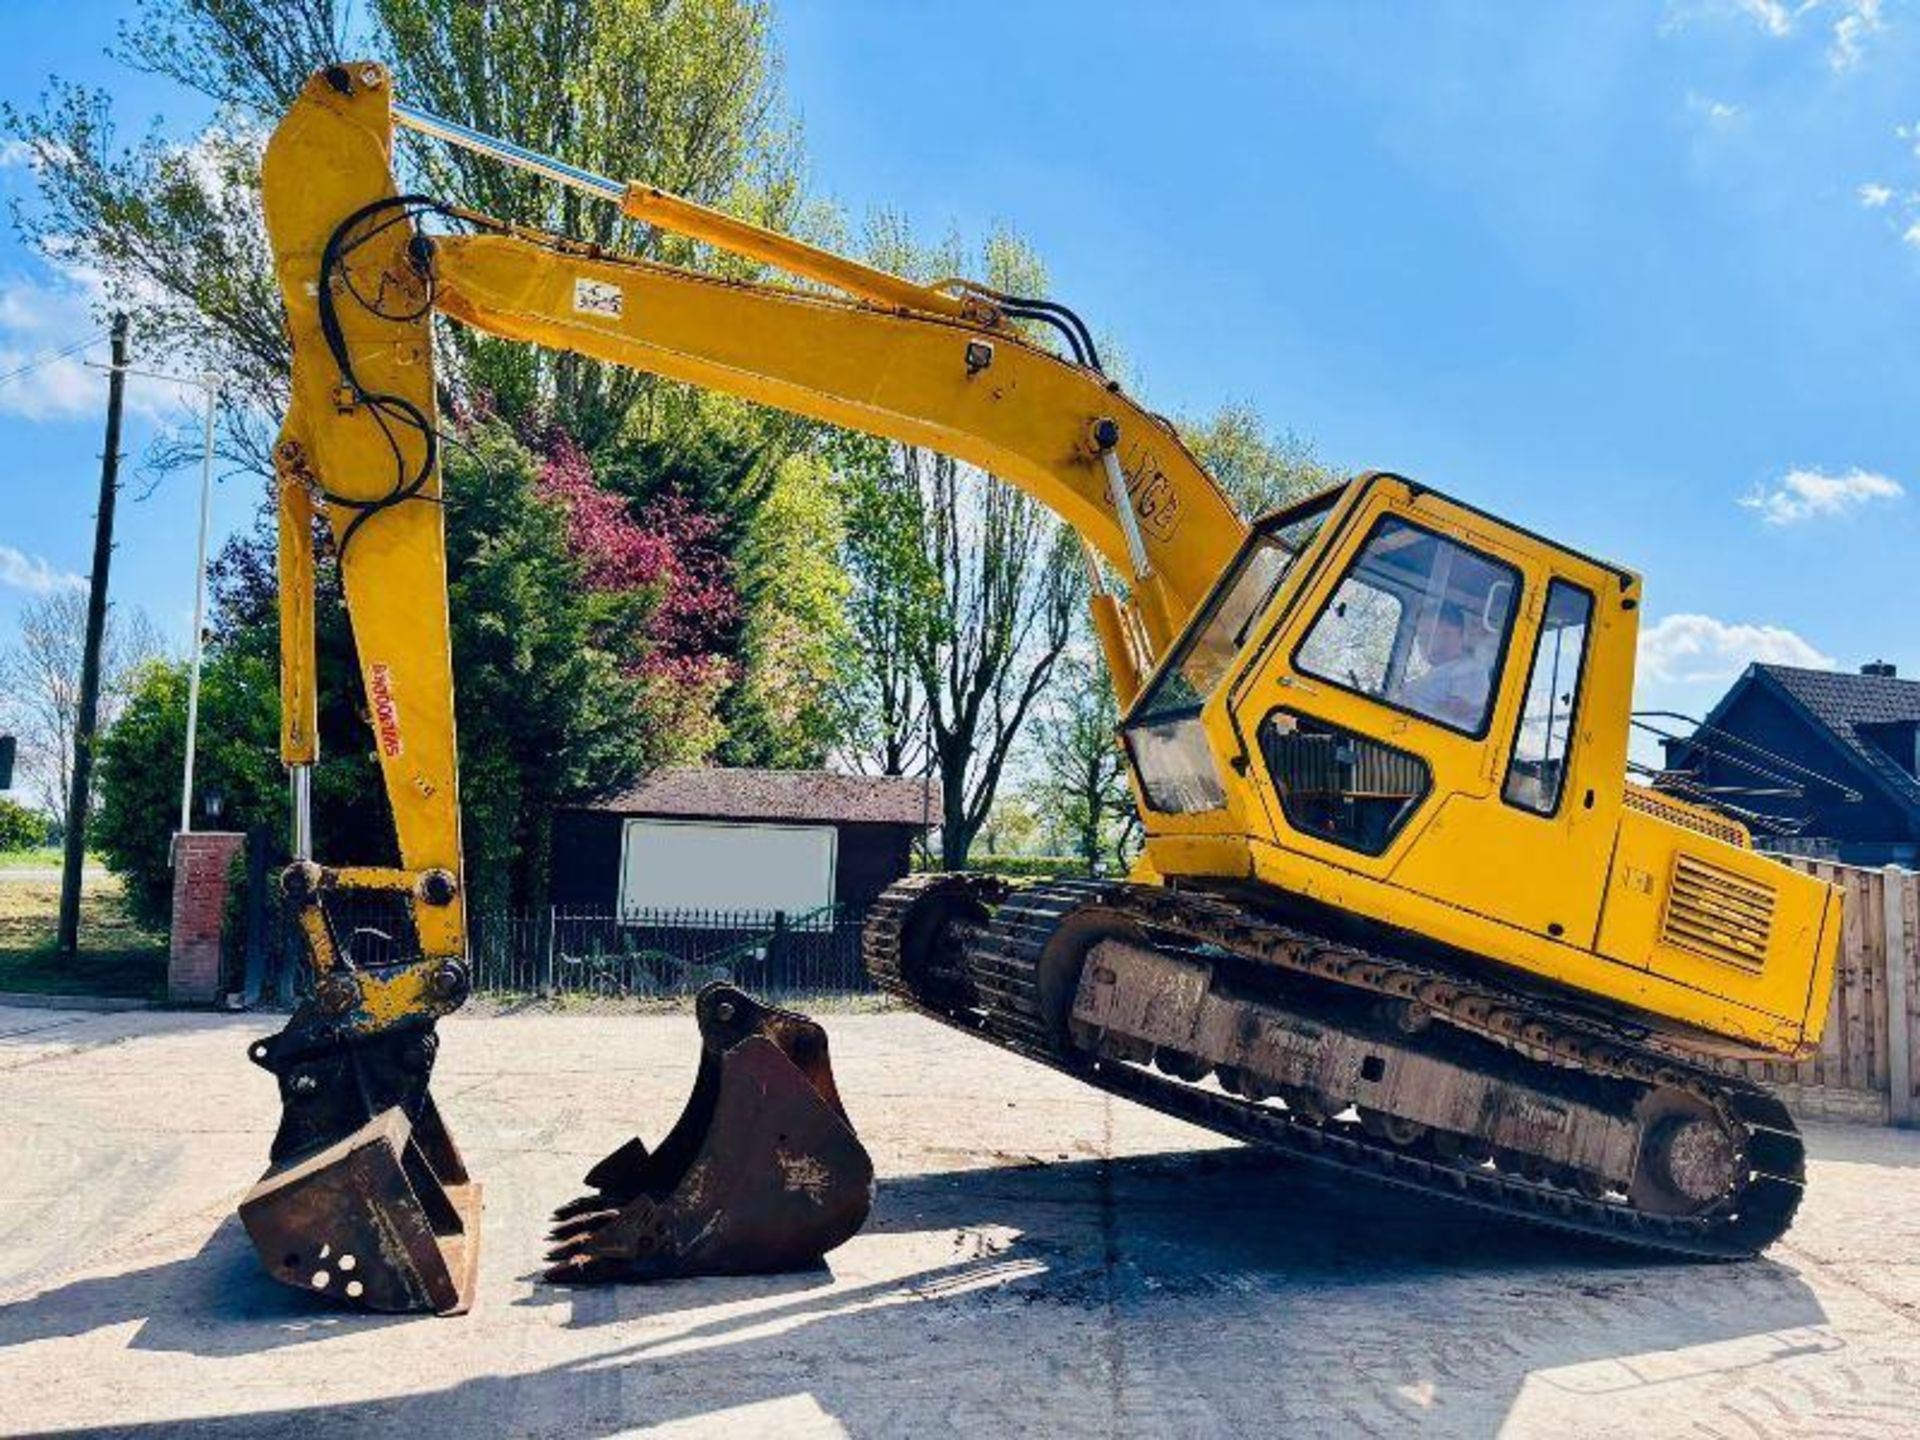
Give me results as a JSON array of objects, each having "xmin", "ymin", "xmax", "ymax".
[
  {"xmin": 1629, "ymin": 1087, "xmax": 1742, "ymax": 1216},
  {"xmin": 545, "ymin": 984, "xmax": 874, "ymax": 1285}
]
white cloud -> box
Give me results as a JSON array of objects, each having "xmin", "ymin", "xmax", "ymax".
[
  {"xmin": 1739, "ymin": 466, "xmax": 1905, "ymax": 524},
  {"xmin": 1859, "ymin": 181, "xmax": 1895, "ymax": 207},
  {"xmin": 0, "ymin": 270, "xmax": 190, "ymax": 423},
  {"xmin": 1904, "ymin": 221, "xmax": 1920, "ymax": 247},
  {"xmin": 0, "ymin": 127, "xmax": 256, "ymax": 426},
  {"xmin": 1828, "ymin": 0, "xmax": 1883, "ymax": 70},
  {"xmin": 0, "ymin": 544, "xmax": 83, "ymax": 595},
  {"xmin": 1736, "ymin": 0, "xmax": 1796, "ymax": 36},
  {"xmin": 1688, "ymin": 92, "xmax": 1744, "ymax": 128},
  {"xmin": 0, "ymin": 137, "xmax": 73, "ymax": 173},
  {"xmin": 1638, "ymin": 613, "xmax": 1834, "ymax": 685},
  {"xmin": 1679, "ymin": 1, "xmax": 1885, "ymax": 68},
  {"xmin": 0, "ymin": 272, "xmax": 112, "ymax": 422}
]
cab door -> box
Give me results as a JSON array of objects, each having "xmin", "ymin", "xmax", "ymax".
[
  {"xmin": 1385, "ymin": 560, "xmax": 1624, "ymax": 949},
  {"xmin": 1226, "ymin": 481, "xmax": 1623, "ymax": 949},
  {"xmin": 1226, "ymin": 482, "xmax": 1529, "ymax": 890}
]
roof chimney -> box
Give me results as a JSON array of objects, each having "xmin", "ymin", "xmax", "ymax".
[{"xmin": 1862, "ymin": 660, "xmax": 1897, "ymax": 678}]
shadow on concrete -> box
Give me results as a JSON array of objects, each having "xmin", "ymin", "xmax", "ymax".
[
  {"xmin": 0, "ymin": 1217, "xmax": 414, "ymax": 1358},
  {"xmin": 3, "ymin": 1143, "xmax": 1835, "ymax": 1436},
  {"xmin": 0, "ymin": 1012, "xmax": 93, "ymax": 1046}
]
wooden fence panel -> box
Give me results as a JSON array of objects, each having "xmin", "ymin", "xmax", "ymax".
[
  {"xmin": 1735, "ymin": 859, "xmax": 1918, "ymax": 1126},
  {"xmin": 1843, "ymin": 869, "xmax": 1872, "ymax": 1091},
  {"xmin": 1896, "ymin": 871, "xmax": 1918, "ymax": 1123},
  {"xmin": 1805, "ymin": 862, "xmax": 1842, "ymax": 1090},
  {"xmin": 1866, "ymin": 869, "xmax": 1889, "ymax": 1093}
]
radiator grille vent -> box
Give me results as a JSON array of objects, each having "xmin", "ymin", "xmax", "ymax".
[
  {"xmin": 1623, "ymin": 783, "xmax": 1751, "ymax": 848},
  {"xmin": 1661, "ymin": 855, "xmax": 1775, "ymax": 972}
]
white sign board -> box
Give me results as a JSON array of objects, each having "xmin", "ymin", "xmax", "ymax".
[{"xmin": 618, "ymin": 818, "xmax": 836, "ymax": 920}]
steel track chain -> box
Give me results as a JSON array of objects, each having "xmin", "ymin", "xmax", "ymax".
[{"xmin": 863, "ymin": 874, "xmax": 1806, "ymax": 1259}]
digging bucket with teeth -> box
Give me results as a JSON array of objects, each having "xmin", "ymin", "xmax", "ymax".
[{"xmin": 546, "ymin": 983, "xmax": 874, "ymax": 1285}]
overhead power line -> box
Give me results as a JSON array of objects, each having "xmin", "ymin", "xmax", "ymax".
[{"xmin": 0, "ymin": 332, "xmax": 107, "ymax": 390}]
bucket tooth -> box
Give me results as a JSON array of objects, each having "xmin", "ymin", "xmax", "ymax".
[{"xmin": 546, "ymin": 983, "xmax": 874, "ymax": 1285}]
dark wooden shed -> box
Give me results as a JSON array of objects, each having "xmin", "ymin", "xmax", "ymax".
[{"xmin": 550, "ymin": 768, "xmax": 938, "ymax": 915}]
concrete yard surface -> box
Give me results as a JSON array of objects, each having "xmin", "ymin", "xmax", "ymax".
[{"xmin": 2, "ymin": 1004, "xmax": 1918, "ymax": 1438}]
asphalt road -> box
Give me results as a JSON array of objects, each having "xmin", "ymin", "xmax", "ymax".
[{"xmin": 2, "ymin": 1003, "xmax": 1917, "ymax": 1438}]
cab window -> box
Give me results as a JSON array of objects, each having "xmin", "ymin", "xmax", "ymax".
[
  {"xmin": 1124, "ymin": 491, "xmax": 1337, "ymax": 813},
  {"xmin": 1502, "ymin": 581, "xmax": 1593, "ymax": 816},
  {"xmin": 1294, "ymin": 516, "xmax": 1519, "ymax": 737},
  {"xmin": 1130, "ymin": 498, "xmax": 1335, "ymax": 724}
]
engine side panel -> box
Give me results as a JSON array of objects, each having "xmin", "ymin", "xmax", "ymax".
[{"xmin": 1596, "ymin": 808, "xmax": 1841, "ymax": 1048}]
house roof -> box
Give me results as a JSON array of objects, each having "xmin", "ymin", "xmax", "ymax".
[
  {"xmin": 1754, "ymin": 664, "xmax": 1920, "ymax": 812},
  {"xmin": 582, "ymin": 768, "xmax": 940, "ymax": 827},
  {"xmin": 1691, "ymin": 663, "xmax": 1920, "ymax": 818}
]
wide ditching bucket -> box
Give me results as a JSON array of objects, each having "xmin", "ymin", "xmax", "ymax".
[
  {"xmin": 546, "ymin": 984, "xmax": 874, "ymax": 1284},
  {"xmin": 238, "ymin": 1023, "xmax": 482, "ymax": 1315}
]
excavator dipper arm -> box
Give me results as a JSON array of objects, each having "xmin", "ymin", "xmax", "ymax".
[{"xmin": 241, "ymin": 62, "xmax": 1238, "ymax": 1313}]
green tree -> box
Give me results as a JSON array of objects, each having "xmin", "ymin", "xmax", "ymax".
[
  {"xmin": 93, "ymin": 653, "xmax": 285, "ymax": 928},
  {"xmin": 8, "ymin": 0, "xmax": 804, "ymax": 463},
  {"xmin": 0, "ymin": 591, "xmax": 163, "ymax": 818},
  {"xmin": 831, "ymin": 220, "xmax": 1086, "ymax": 867},
  {"xmin": 378, "ymin": 0, "xmax": 803, "ymax": 446},
  {"xmin": 98, "ymin": 422, "xmax": 687, "ymax": 919},
  {"xmin": 838, "ymin": 437, "xmax": 1083, "ymax": 868},
  {"xmin": 441, "ymin": 425, "xmax": 670, "ymax": 912},
  {"xmin": 974, "ymin": 790, "xmax": 1044, "ymax": 860},
  {"xmin": 17, "ymin": 0, "xmax": 817, "ymax": 910},
  {"xmin": 720, "ymin": 450, "xmax": 854, "ymax": 767},
  {"xmin": 1026, "ymin": 648, "xmax": 1137, "ymax": 874},
  {"xmin": 0, "ymin": 798, "xmax": 46, "ymax": 853},
  {"xmin": 836, "ymin": 429, "xmax": 938, "ymax": 777},
  {"xmin": 1184, "ymin": 400, "xmax": 1344, "ymax": 518}
]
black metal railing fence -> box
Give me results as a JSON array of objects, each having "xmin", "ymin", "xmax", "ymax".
[{"xmin": 254, "ymin": 896, "xmax": 875, "ymax": 1005}]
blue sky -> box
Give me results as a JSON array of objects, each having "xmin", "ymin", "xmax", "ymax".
[{"xmin": 1, "ymin": 1, "xmax": 1915, "ymax": 756}]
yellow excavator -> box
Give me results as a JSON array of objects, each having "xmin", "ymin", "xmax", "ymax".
[{"xmin": 244, "ymin": 63, "xmax": 1841, "ymax": 1314}]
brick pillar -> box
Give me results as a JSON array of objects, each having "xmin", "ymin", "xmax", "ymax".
[{"xmin": 169, "ymin": 831, "xmax": 245, "ymax": 1005}]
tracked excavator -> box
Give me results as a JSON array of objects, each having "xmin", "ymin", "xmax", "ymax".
[{"xmin": 243, "ymin": 64, "xmax": 1841, "ymax": 1315}]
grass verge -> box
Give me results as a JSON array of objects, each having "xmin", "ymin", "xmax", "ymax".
[
  {"xmin": 0, "ymin": 847, "xmax": 95, "ymax": 871},
  {"xmin": 0, "ymin": 874, "xmax": 167, "ymax": 1000}
]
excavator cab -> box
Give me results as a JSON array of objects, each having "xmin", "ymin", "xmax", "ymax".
[{"xmin": 1120, "ymin": 473, "xmax": 1839, "ymax": 1057}]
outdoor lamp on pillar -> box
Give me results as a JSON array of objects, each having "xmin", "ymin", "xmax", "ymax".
[{"xmin": 201, "ymin": 784, "xmax": 227, "ymax": 827}]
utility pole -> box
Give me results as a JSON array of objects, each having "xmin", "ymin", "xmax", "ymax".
[
  {"xmin": 57, "ymin": 313, "xmax": 129, "ymax": 958},
  {"xmin": 179, "ymin": 371, "xmax": 221, "ymax": 836}
]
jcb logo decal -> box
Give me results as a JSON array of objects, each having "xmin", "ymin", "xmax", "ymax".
[
  {"xmin": 1123, "ymin": 450, "xmax": 1181, "ymax": 542},
  {"xmin": 573, "ymin": 277, "xmax": 624, "ymax": 320},
  {"xmin": 369, "ymin": 662, "xmax": 403, "ymax": 759}
]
